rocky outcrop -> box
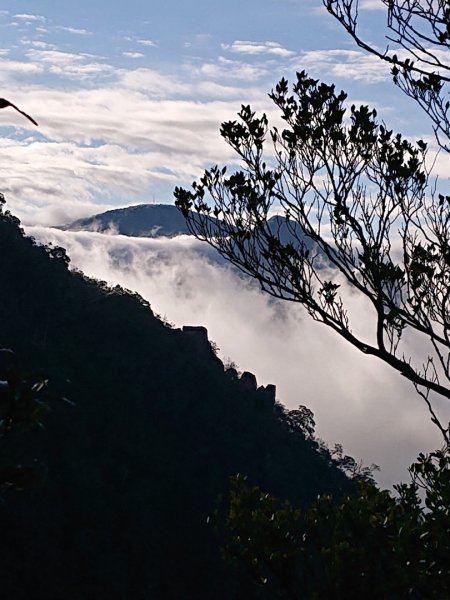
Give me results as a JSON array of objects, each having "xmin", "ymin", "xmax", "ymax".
[{"xmin": 185, "ymin": 326, "xmax": 276, "ymax": 405}]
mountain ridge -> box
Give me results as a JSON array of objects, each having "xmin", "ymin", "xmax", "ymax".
[{"xmin": 61, "ymin": 203, "xmax": 317, "ymax": 254}]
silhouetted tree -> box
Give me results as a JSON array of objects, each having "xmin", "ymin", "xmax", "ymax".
[
  {"xmin": 222, "ymin": 447, "xmax": 450, "ymax": 599},
  {"xmin": 175, "ymin": 4, "xmax": 450, "ymax": 442},
  {"xmin": 283, "ymin": 405, "xmax": 316, "ymax": 440},
  {"xmin": 177, "ymin": 7, "xmax": 450, "ymax": 585}
]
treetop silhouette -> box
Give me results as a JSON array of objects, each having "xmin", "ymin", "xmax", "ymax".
[{"xmin": 175, "ymin": 2, "xmax": 450, "ymax": 443}]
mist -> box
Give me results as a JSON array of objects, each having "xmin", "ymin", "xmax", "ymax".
[{"xmin": 26, "ymin": 225, "xmax": 449, "ymax": 489}]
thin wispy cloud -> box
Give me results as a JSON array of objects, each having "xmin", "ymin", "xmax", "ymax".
[
  {"xmin": 222, "ymin": 40, "xmax": 296, "ymax": 58},
  {"xmin": 56, "ymin": 26, "xmax": 92, "ymax": 35},
  {"xmin": 24, "ymin": 48, "xmax": 114, "ymax": 80},
  {"xmin": 360, "ymin": 0, "xmax": 385, "ymax": 9},
  {"xmin": 137, "ymin": 39, "xmax": 157, "ymax": 47},
  {"xmin": 195, "ymin": 56, "xmax": 269, "ymax": 82},
  {"xmin": 297, "ymin": 48, "xmax": 390, "ymax": 82},
  {"xmin": 14, "ymin": 13, "xmax": 46, "ymax": 22},
  {"xmin": 123, "ymin": 51, "xmax": 144, "ymax": 58},
  {"xmin": 22, "ymin": 40, "xmax": 58, "ymax": 50}
]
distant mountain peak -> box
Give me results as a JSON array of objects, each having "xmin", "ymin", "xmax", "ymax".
[{"xmin": 61, "ymin": 203, "xmax": 192, "ymax": 237}]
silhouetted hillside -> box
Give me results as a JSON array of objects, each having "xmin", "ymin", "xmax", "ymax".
[{"xmin": 0, "ymin": 198, "xmax": 349, "ymax": 599}]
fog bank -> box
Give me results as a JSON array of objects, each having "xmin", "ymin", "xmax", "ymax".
[{"xmin": 26, "ymin": 225, "xmax": 449, "ymax": 488}]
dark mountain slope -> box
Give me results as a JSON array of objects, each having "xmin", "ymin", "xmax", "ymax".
[{"xmin": 0, "ymin": 199, "xmax": 349, "ymax": 599}]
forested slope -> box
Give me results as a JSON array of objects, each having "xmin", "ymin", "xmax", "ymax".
[{"xmin": 0, "ymin": 198, "xmax": 349, "ymax": 599}]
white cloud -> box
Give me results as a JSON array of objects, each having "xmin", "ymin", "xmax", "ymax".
[
  {"xmin": 423, "ymin": 137, "xmax": 450, "ymax": 180},
  {"xmin": 0, "ymin": 135, "xmax": 191, "ymax": 223},
  {"xmin": 24, "ymin": 226, "xmax": 449, "ymax": 489},
  {"xmin": 22, "ymin": 40, "xmax": 58, "ymax": 50},
  {"xmin": 0, "ymin": 68, "xmax": 259, "ymax": 224},
  {"xmin": 0, "ymin": 56, "xmax": 44, "ymax": 80},
  {"xmin": 123, "ymin": 51, "xmax": 144, "ymax": 59},
  {"xmin": 195, "ymin": 56, "xmax": 269, "ymax": 82},
  {"xmin": 14, "ymin": 13, "xmax": 46, "ymax": 23},
  {"xmin": 360, "ymin": 0, "xmax": 385, "ymax": 9},
  {"xmin": 137, "ymin": 39, "xmax": 157, "ymax": 47},
  {"xmin": 56, "ymin": 26, "xmax": 92, "ymax": 35},
  {"xmin": 222, "ymin": 40, "xmax": 296, "ymax": 58},
  {"xmin": 296, "ymin": 48, "xmax": 390, "ymax": 82},
  {"xmin": 24, "ymin": 48, "xmax": 114, "ymax": 80}
]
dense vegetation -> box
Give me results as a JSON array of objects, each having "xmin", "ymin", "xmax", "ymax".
[
  {"xmin": 0, "ymin": 196, "xmax": 351, "ymax": 599},
  {"xmin": 220, "ymin": 447, "xmax": 450, "ymax": 599}
]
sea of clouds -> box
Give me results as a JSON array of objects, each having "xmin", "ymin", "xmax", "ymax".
[{"xmin": 25, "ymin": 225, "xmax": 450, "ymax": 489}]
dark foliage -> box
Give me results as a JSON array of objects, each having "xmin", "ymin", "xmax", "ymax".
[
  {"xmin": 0, "ymin": 347, "xmax": 52, "ymax": 493},
  {"xmin": 221, "ymin": 447, "xmax": 450, "ymax": 599}
]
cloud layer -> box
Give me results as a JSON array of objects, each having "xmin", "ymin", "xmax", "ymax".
[{"xmin": 26, "ymin": 225, "xmax": 449, "ymax": 489}]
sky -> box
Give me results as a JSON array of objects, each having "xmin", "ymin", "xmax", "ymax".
[
  {"xmin": 2, "ymin": 1, "xmax": 449, "ymax": 487},
  {"xmin": 0, "ymin": 0, "xmax": 443, "ymax": 225}
]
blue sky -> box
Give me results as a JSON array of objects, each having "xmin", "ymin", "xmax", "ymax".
[{"xmin": 0, "ymin": 0, "xmax": 442, "ymax": 225}]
